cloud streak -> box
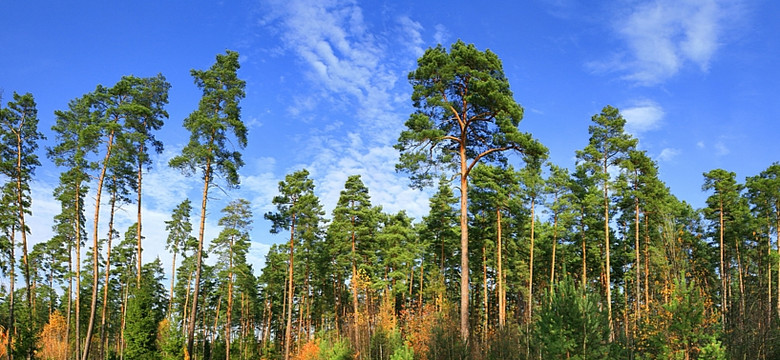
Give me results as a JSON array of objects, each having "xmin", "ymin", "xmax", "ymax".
[
  {"xmin": 591, "ymin": 0, "xmax": 737, "ymax": 85},
  {"xmin": 259, "ymin": 0, "xmax": 433, "ymax": 225}
]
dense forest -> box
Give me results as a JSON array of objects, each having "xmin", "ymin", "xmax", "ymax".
[{"xmin": 1, "ymin": 42, "xmax": 779, "ymax": 360}]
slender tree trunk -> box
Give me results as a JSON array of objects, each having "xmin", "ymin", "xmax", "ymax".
[
  {"xmin": 75, "ymin": 184, "xmax": 82, "ymax": 360},
  {"xmin": 497, "ymin": 209, "xmax": 505, "ymax": 328},
  {"xmin": 775, "ymin": 207, "xmax": 779, "ymax": 320},
  {"xmin": 187, "ymin": 155, "xmax": 212, "ymax": 358},
  {"xmin": 528, "ymin": 199, "xmax": 536, "ymax": 324},
  {"xmin": 137, "ymin": 143, "xmax": 144, "ymax": 289},
  {"xmin": 169, "ymin": 250, "xmax": 178, "ymax": 317},
  {"xmin": 459, "ymin": 152, "xmax": 470, "ymax": 342},
  {"xmin": 351, "ymin": 214, "xmax": 360, "ymax": 353},
  {"xmin": 644, "ymin": 215, "xmax": 650, "ymax": 312},
  {"xmin": 119, "ymin": 282, "xmax": 129, "ymax": 360},
  {"xmin": 99, "ymin": 189, "xmax": 118, "ymax": 360},
  {"xmin": 15, "ymin": 130, "xmax": 34, "ymax": 352},
  {"xmin": 720, "ymin": 197, "xmax": 726, "ymax": 330},
  {"xmin": 66, "ymin": 242, "xmax": 72, "ymax": 359},
  {"xmin": 766, "ymin": 211, "xmax": 772, "ymax": 328},
  {"xmin": 603, "ymin": 158, "xmax": 614, "ymax": 342},
  {"xmin": 83, "ymin": 129, "xmax": 116, "ymax": 360},
  {"xmin": 735, "ymin": 236, "xmax": 746, "ymax": 324},
  {"xmin": 226, "ymin": 239, "xmax": 234, "ymax": 360},
  {"xmin": 284, "ymin": 213, "xmax": 296, "ymax": 360},
  {"xmin": 550, "ymin": 211, "xmax": 559, "ymax": 295},
  {"xmin": 419, "ymin": 259, "xmax": 424, "ymax": 307},
  {"xmin": 182, "ymin": 266, "xmax": 193, "ymax": 336},
  {"xmin": 482, "ymin": 246, "xmax": 487, "ymax": 345},
  {"xmin": 635, "ymin": 194, "xmax": 641, "ymax": 327},
  {"xmin": 580, "ymin": 211, "xmax": 587, "ymax": 289},
  {"xmin": 213, "ymin": 292, "xmax": 223, "ymax": 350},
  {"xmin": 8, "ymin": 227, "xmax": 15, "ymax": 360}
]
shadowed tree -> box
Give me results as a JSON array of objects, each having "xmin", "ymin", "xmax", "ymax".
[
  {"xmin": 395, "ymin": 40, "xmax": 545, "ymax": 340},
  {"xmin": 169, "ymin": 50, "xmax": 246, "ymax": 357}
]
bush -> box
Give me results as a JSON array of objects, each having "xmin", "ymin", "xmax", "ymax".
[{"xmin": 318, "ymin": 337, "xmax": 353, "ymax": 360}]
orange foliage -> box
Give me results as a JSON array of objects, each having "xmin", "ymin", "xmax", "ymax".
[
  {"xmin": 291, "ymin": 339, "xmax": 320, "ymax": 360},
  {"xmin": 36, "ymin": 311, "xmax": 68, "ymax": 360},
  {"xmin": 0, "ymin": 325, "xmax": 8, "ymax": 358},
  {"xmin": 400, "ymin": 303, "xmax": 439, "ymax": 360}
]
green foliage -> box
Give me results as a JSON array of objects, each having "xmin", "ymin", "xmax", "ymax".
[
  {"xmin": 389, "ymin": 343, "xmax": 414, "ymax": 360},
  {"xmin": 535, "ymin": 274, "xmax": 610, "ymax": 359},
  {"xmin": 317, "ymin": 337, "xmax": 353, "ymax": 360},
  {"xmin": 369, "ymin": 327, "xmax": 404, "ymax": 360},
  {"xmin": 157, "ymin": 318, "xmax": 183, "ymax": 360},
  {"xmin": 124, "ymin": 259, "xmax": 166, "ymax": 360},
  {"xmin": 169, "ymin": 50, "xmax": 247, "ymax": 187}
]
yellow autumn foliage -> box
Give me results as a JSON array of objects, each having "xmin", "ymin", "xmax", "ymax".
[{"xmin": 36, "ymin": 311, "xmax": 68, "ymax": 360}]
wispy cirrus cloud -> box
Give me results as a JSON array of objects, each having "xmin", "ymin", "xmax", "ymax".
[
  {"xmin": 258, "ymin": 0, "xmax": 433, "ymax": 223},
  {"xmin": 657, "ymin": 147, "xmax": 680, "ymax": 162},
  {"xmin": 590, "ymin": 0, "xmax": 740, "ymax": 85}
]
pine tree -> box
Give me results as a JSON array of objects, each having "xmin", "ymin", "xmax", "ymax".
[
  {"xmin": 125, "ymin": 259, "xmax": 166, "ymax": 360},
  {"xmin": 396, "ymin": 40, "xmax": 545, "ymax": 340},
  {"xmin": 0, "ymin": 92, "xmax": 44, "ymax": 359},
  {"xmin": 168, "ymin": 50, "xmax": 246, "ymax": 357},
  {"xmin": 265, "ymin": 169, "xmax": 324, "ymax": 360},
  {"xmin": 210, "ymin": 199, "xmax": 253, "ymax": 360},
  {"xmin": 576, "ymin": 105, "xmax": 637, "ymax": 341}
]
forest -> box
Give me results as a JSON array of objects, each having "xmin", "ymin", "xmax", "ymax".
[{"xmin": 1, "ymin": 41, "xmax": 779, "ymax": 360}]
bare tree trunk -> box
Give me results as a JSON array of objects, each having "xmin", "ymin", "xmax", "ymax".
[
  {"xmin": 635, "ymin": 194, "xmax": 641, "ymax": 328},
  {"xmin": 528, "ymin": 199, "xmax": 536, "ymax": 324},
  {"xmin": 497, "ymin": 209, "xmax": 505, "ymax": 328},
  {"xmin": 169, "ymin": 250, "xmax": 178, "ymax": 317},
  {"xmin": 187, "ymin": 156, "xmax": 212, "ymax": 358},
  {"xmin": 136, "ymin": 143, "xmax": 144, "ymax": 289},
  {"xmin": 459, "ymin": 154, "xmax": 470, "ymax": 342},
  {"xmin": 75, "ymin": 184, "xmax": 82, "ymax": 360},
  {"xmin": 119, "ymin": 282, "xmax": 129, "ymax": 360},
  {"xmin": 284, "ymin": 213, "xmax": 296, "ymax": 360},
  {"xmin": 83, "ymin": 129, "xmax": 116, "ymax": 360},
  {"xmin": 8, "ymin": 226, "xmax": 15, "ymax": 360},
  {"xmin": 603, "ymin": 158, "xmax": 613, "ymax": 342},
  {"xmin": 644, "ymin": 215, "xmax": 650, "ymax": 312},
  {"xmin": 550, "ymin": 212, "xmax": 558, "ymax": 295},
  {"xmin": 351, "ymin": 214, "xmax": 360, "ymax": 354},
  {"xmin": 580, "ymin": 211, "xmax": 587, "ymax": 289},
  {"xmin": 66, "ymin": 242, "xmax": 72, "ymax": 359},
  {"xmin": 482, "ymin": 246, "xmax": 488, "ymax": 345},
  {"xmin": 226, "ymin": 239, "xmax": 234, "ymax": 360},
  {"xmin": 99, "ymin": 189, "xmax": 118, "ymax": 360},
  {"xmin": 15, "ymin": 128, "xmax": 35, "ymax": 357},
  {"xmin": 720, "ymin": 197, "xmax": 726, "ymax": 331}
]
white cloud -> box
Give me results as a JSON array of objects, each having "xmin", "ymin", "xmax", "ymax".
[
  {"xmin": 592, "ymin": 0, "xmax": 734, "ymax": 85},
  {"xmin": 657, "ymin": 148, "xmax": 680, "ymax": 162},
  {"xmin": 696, "ymin": 141, "xmax": 705, "ymax": 149},
  {"xmin": 433, "ymin": 24, "xmax": 448, "ymax": 45},
  {"xmin": 715, "ymin": 141, "xmax": 730, "ymax": 155},
  {"xmin": 622, "ymin": 100, "xmax": 664, "ymax": 135},
  {"xmin": 397, "ymin": 16, "xmax": 425, "ymax": 57}
]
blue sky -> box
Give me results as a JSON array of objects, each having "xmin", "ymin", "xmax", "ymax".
[{"xmin": 2, "ymin": 0, "xmax": 778, "ymax": 275}]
